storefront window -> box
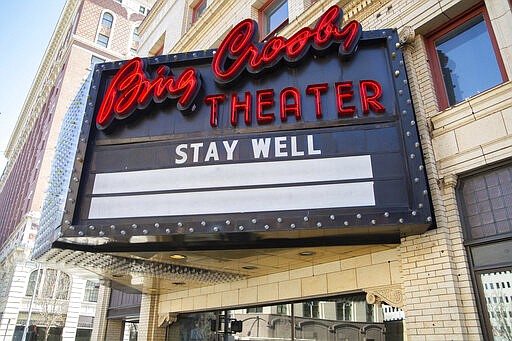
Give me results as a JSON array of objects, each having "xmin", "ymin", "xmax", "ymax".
[
  {"xmin": 166, "ymin": 293, "xmax": 404, "ymax": 340},
  {"xmin": 459, "ymin": 163, "xmax": 512, "ymax": 340},
  {"xmin": 478, "ymin": 270, "xmax": 512, "ymax": 340},
  {"xmin": 124, "ymin": 322, "xmax": 138, "ymax": 341}
]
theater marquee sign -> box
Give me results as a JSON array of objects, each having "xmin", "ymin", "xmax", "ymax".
[{"xmin": 35, "ymin": 6, "xmax": 433, "ymax": 260}]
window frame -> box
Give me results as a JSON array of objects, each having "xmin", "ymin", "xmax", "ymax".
[
  {"xmin": 425, "ymin": 4, "xmax": 507, "ymax": 111},
  {"xmin": 192, "ymin": 0, "xmax": 207, "ymax": 24},
  {"xmin": 258, "ymin": 0, "xmax": 289, "ymax": 40}
]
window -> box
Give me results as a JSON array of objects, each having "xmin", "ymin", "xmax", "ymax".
[
  {"xmin": 427, "ymin": 5, "xmax": 506, "ymax": 110},
  {"xmin": 276, "ymin": 304, "xmax": 288, "ymax": 314},
  {"xmin": 90, "ymin": 56, "xmax": 105, "ymax": 67},
  {"xmin": 302, "ymin": 300, "xmax": 319, "ymax": 318},
  {"xmin": 97, "ymin": 33, "xmax": 109, "ymax": 48},
  {"xmin": 101, "ymin": 12, "xmax": 113, "ymax": 29},
  {"xmin": 84, "ymin": 280, "xmax": 99, "ymax": 302},
  {"xmin": 336, "ymin": 302, "xmax": 352, "ymax": 321},
  {"xmin": 56, "ymin": 272, "xmax": 70, "ymax": 299},
  {"xmin": 26, "ymin": 270, "xmax": 41, "ymax": 296},
  {"xmin": 459, "ymin": 163, "xmax": 512, "ymax": 340},
  {"xmin": 246, "ymin": 307, "xmax": 263, "ymax": 313},
  {"xmin": 130, "ymin": 27, "xmax": 139, "ymax": 55},
  {"xmin": 192, "ymin": 0, "xmax": 207, "ymax": 24},
  {"xmin": 166, "ymin": 293, "xmax": 389, "ymax": 340},
  {"xmin": 25, "ymin": 268, "xmax": 70, "ymax": 300},
  {"xmin": 97, "ymin": 12, "xmax": 114, "ymax": 48},
  {"xmin": 260, "ymin": 0, "xmax": 288, "ymax": 38},
  {"xmin": 139, "ymin": 6, "xmax": 145, "ymax": 14}
]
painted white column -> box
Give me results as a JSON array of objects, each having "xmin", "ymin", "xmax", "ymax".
[
  {"xmin": 61, "ymin": 276, "xmax": 87, "ymax": 340},
  {"xmin": 0, "ymin": 262, "xmax": 37, "ymax": 341}
]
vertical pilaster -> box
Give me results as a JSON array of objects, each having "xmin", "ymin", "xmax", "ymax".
[
  {"xmin": 0, "ymin": 262, "xmax": 36, "ymax": 341},
  {"xmin": 138, "ymin": 294, "xmax": 166, "ymax": 341},
  {"xmin": 90, "ymin": 283, "xmax": 112, "ymax": 341},
  {"xmin": 61, "ymin": 277, "xmax": 86, "ymax": 340},
  {"xmin": 398, "ymin": 26, "xmax": 483, "ymax": 340}
]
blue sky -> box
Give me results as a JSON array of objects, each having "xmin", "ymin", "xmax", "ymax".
[{"xmin": 0, "ymin": 0, "xmax": 66, "ymax": 173}]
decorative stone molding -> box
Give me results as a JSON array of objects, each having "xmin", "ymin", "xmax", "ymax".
[
  {"xmin": 442, "ymin": 174, "xmax": 458, "ymax": 190},
  {"xmin": 159, "ymin": 312, "xmax": 178, "ymax": 327},
  {"xmin": 364, "ymin": 284, "xmax": 404, "ymax": 308},
  {"xmin": 399, "ymin": 26, "xmax": 415, "ymax": 45}
]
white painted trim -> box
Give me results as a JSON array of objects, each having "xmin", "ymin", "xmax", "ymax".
[
  {"xmin": 92, "ymin": 156, "xmax": 373, "ymax": 195},
  {"xmin": 88, "ymin": 182, "xmax": 375, "ymax": 219}
]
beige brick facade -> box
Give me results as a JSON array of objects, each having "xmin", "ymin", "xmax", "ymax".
[{"xmin": 128, "ymin": 0, "xmax": 512, "ymax": 340}]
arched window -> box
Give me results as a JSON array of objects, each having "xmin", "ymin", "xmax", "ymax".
[
  {"xmin": 101, "ymin": 12, "xmax": 113, "ymax": 29},
  {"xmin": 97, "ymin": 12, "xmax": 114, "ymax": 48},
  {"xmin": 25, "ymin": 268, "xmax": 71, "ymax": 299},
  {"xmin": 56, "ymin": 272, "xmax": 71, "ymax": 299},
  {"xmin": 26, "ymin": 269, "xmax": 42, "ymax": 296}
]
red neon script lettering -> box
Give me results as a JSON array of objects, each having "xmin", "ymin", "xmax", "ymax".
[
  {"xmin": 212, "ymin": 5, "xmax": 362, "ymax": 84},
  {"xmin": 96, "ymin": 58, "xmax": 201, "ymax": 129}
]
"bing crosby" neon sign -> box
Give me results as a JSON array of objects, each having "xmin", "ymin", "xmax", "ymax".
[{"xmin": 95, "ymin": 5, "xmax": 387, "ymax": 130}]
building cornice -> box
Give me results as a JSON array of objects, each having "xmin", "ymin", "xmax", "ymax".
[
  {"xmin": 138, "ymin": 0, "xmax": 165, "ymax": 35},
  {"xmin": 170, "ymin": 0, "xmax": 392, "ymax": 53},
  {"xmin": 0, "ymin": 0, "xmax": 81, "ymax": 189}
]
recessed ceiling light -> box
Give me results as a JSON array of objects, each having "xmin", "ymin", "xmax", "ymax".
[
  {"xmin": 299, "ymin": 251, "xmax": 315, "ymax": 256},
  {"xmin": 169, "ymin": 254, "xmax": 186, "ymax": 259},
  {"xmin": 242, "ymin": 265, "xmax": 258, "ymax": 270}
]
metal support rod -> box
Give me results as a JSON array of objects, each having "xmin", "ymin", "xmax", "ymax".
[
  {"xmin": 2, "ymin": 318, "xmax": 11, "ymax": 341},
  {"xmin": 22, "ymin": 263, "xmax": 41, "ymax": 341},
  {"xmin": 291, "ymin": 304, "xmax": 295, "ymax": 341},
  {"xmin": 223, "ymin": 311, "xmax": 229, "ymax": 341}
]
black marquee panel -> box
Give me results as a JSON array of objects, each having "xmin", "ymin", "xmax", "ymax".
[{"xmin": 46, "ymin": 24, "xmax": 433, "ymax": 252}]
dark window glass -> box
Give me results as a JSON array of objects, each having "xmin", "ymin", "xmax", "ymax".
[
  {"xmin": 246, "ymin": 307, "xmax": 263, "ymax": 313},
  {"xmin": 264, "ymin": 0, "xmax": 288, "ymax": 35},
  {"xmin": 276, "ymin": 304, "xmax": 287, "ymax": 314},
  {"xmin": 434, "ymin": 14, "xmax": 502, "ymax": 106}
]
